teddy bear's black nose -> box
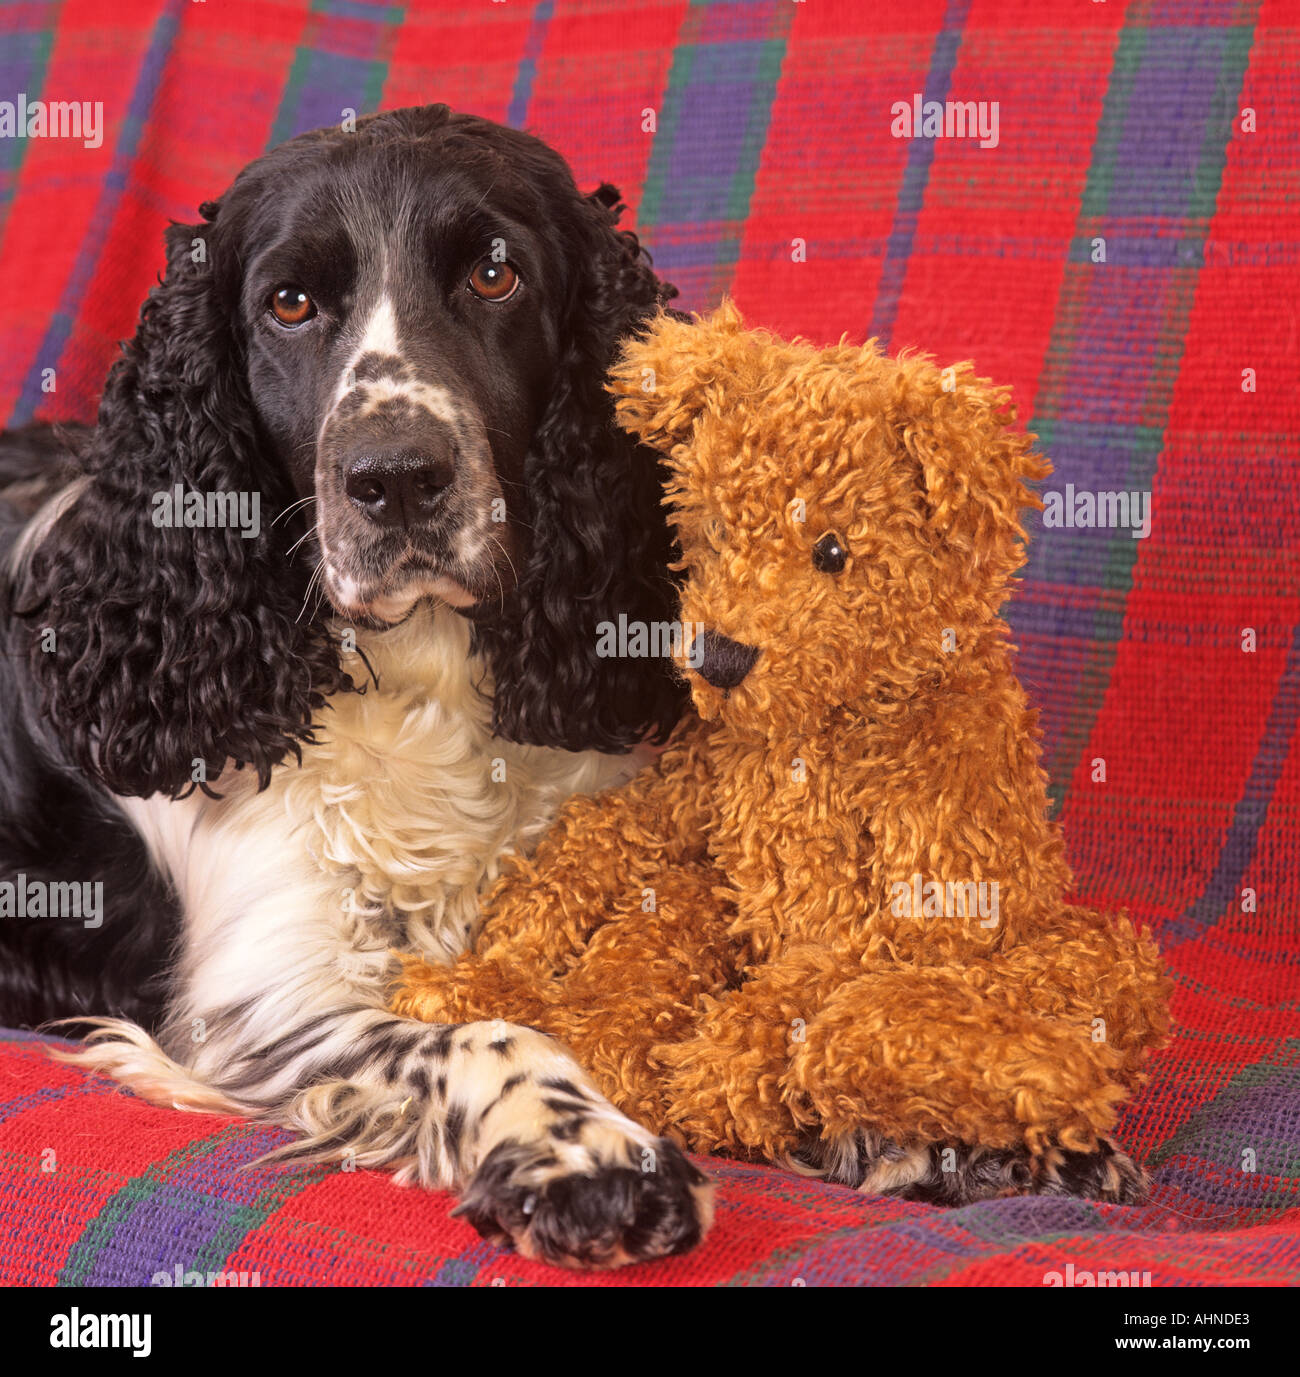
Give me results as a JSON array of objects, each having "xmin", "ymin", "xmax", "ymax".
[{"xmin": 694, "ymin": 629, "xmax": 760, "ymax": 689}]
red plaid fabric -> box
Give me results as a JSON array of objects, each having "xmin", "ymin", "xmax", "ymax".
[{"xmin": 0, "ymin": 0, "xmax": 1297, "ymax": 1286}]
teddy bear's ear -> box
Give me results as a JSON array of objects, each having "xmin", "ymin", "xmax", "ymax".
[
  {"xmin": 895, "ymin": 358, "xmax": 1051, "ymax": 590},
  {"xmin": 608, "ymin": 298, "xmax": 751, "ymax": 451}
]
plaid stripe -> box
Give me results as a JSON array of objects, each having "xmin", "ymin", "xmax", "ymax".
[
  {"xmin": 867, "ymin": 0, "xmax": 971, "ymax": 348},
  {"xmin": 0, "ymin": 0, "xmax": 1297, "ymax": 1284},
  {"xmin": 11, "ymin": 0, "xmax": 183, "ymax": 426},
  {"xmin": 1166, "ymin": 623, "xmax": 1300, "ymax": 948},
  {"xmin": 506, "ymin": 0, "xmax": 553, "ymax": 128},
  {"xmin": 1026, "ymin": 2, "xmax": 1259, "ymax": 814},
  {"xmin": 58, "ymin": 1125, "xmax": 328, "ymax": 1287},
  {"xmin": 269, "ymin": 0, "xmax": 403, "ymax": 147},
  {"xmin": 637, "ymin": 0, "xmax": 793, "ymax": 306},
  {"xmin": 0, "ymin": 0, "xmax": 54, "ymax": 236}
]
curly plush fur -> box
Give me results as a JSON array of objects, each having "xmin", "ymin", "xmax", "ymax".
[{"xmin": 394, "ymin": 301, "xmax": 1172, "ymax": 1204}]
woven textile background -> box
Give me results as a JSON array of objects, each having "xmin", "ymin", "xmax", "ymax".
[{"xmin": 0, "ymin": 0, "xmax": 1297, "ymax": 1286}]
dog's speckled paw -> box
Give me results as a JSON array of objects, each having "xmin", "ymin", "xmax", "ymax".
[
  {"xmin": 791, "ymin": 1128, "xmax": 1150, "ymax": 1206},
  {"xmin": 456, "ymin": 1133, "xmax": 714, "ymax": 1269}
]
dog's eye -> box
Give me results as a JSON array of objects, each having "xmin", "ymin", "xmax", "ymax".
[
  {"xmin": 467, "ymin": 259, "xmax": 519, "ymax": 302},
  {"xmin": 812, "ymin": 531, "xmax": 848, "ymax": 574},
  {"xmin": 270, "ymin": 286, "xmax": 316, "ymax": 327}
]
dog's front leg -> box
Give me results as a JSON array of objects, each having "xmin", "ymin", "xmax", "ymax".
[
  {"xmin": 67, "ymin": 1001, "xmax": 712, "ymax": 1268},
  {"xmin": 265, "ymin": 1011, "xmax": 716, "ymax": 1270}
]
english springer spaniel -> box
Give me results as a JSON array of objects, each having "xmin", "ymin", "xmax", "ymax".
[{"xmin": 0, "ymin": 105, "xmax": 713, "ymax": 1268}]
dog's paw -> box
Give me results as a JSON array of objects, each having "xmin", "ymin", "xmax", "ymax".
[
  {"xmin": 1035, "ymin": 1137, "xmax": 1150, "ymax": 1204},
  {"xmin": 455, "ymin": 1131, "xmax": 714, "ymax": 1270},
  {"xmin": 790, "ymin": 1129, "xmax": 1149, "ymax": 1206}
]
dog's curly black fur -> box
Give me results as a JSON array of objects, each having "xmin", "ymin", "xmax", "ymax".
[{"xmin": 468, "ymin": 178, "xmax": 685, "ymax": 754}]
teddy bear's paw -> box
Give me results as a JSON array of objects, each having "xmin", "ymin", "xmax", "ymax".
[
  {"xmin": 455, "ymin": 1130, "xmax": 714, "ymax": 1270},
  {"xmin": 789, "ymin": 1130, "xmax": 1149, "ymax": 1206}
]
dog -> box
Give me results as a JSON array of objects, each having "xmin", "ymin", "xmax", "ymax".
[{"xmin": 0, "ymin": 105, "xmax": 713, "ymax": 1268}]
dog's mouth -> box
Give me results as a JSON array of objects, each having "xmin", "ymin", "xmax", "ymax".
[
  {"xmin": 319, "ymin": 541, "xmax": 510, "ymax": 629},
  {"xmin": 325, "ymin": 570, "xmax": 475, "ymax": 628}
]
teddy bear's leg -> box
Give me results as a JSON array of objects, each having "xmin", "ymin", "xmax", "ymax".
[
  {"xmin": 398, "ymin": 866, "xmax": 742, "ymax": 1133},
  {"xmin": 786, "ymin": 964, "xmax": 1129, "ymax": 1150},
  {"xmin": 650, "ymin": 942, "xmax": 867, "ymax": 1162},
  {"xmin": 541, "ymin": 864, "xmax": 742, "ymax": 1130},
  {"xmin": 392, "ymin": 949, "xmax": 556, "ymax": 1030},
  {"xmin": 396, "ymin": 723, "xmax": 717, "ymax": 1027},
  {"xmin": 1002, "ymin": 905, "xmax": 1171, "ymax": 1073},
  {"xmin": 392, "ymin": 805, "xmax": 700, "ymax": 1030},
  {"xmin": 644, "ymin": 909, "xmax": 1166, "ymax": 1188},
  {"xmin": 782, "ymin": 919, "xmax": 1167, "ymax": 1203},
  {"xmin": 389, "ymin": 853, "xmax": 655, "ymax": 1030}
]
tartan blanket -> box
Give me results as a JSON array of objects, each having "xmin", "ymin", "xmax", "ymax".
[{"xmin": 1, "ymin": 0, "xmax": 1297, "ymax": 1286}]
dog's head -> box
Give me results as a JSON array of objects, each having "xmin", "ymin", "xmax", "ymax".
[
  {"xmin": 19, "ymin": 106, "xmax": 685, "ymax": 796},
  {"xmin": 230, "ymin": 109, "xmax": 636, "ymax": 625},
  {"xmin": 609, "ymin": 302, "xmax": 1049, "ymax": 733}
]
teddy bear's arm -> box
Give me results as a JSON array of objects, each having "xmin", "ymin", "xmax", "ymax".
[
  {"xmin": 391, "ymin": 719, "xmax": 716, "ymax": 1027},
  {"xmin": 867, "ymin": 694, "xmax": 1075, "ymax": 960},
  {"xmin": 465, "ymin": 718, "xmax": 716, "ymax": 968}
]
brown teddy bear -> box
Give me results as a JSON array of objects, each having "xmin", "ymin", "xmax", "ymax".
[{"xmin": 393, "ymin": 301, "xmax": 1170, "ymax": 1204}]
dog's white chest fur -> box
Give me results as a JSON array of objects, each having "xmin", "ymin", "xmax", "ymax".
[{"xmin": 294, "ymin": 605, "xmax": 640, "ymax": 960}]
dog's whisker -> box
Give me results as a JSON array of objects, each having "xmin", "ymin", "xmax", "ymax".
[
  {"xmin": 285, "ymin": 523, "xmax": 320, "ymax": 560},
  {"xmin": 484, "ymin": 531, "xmax": 518, "ymax": 600},
  {"xmin": 296, "ymin": 557, "xmax": 328, "ymax": 624},
  {"xmin": 272, "ymin": 494, "xmax": 318, "ymax": 528}
]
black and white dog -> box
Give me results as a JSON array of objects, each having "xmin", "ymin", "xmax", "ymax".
[{"xmin": 0, "ymin": 105, "xmax": 713, "ymax": 1268}]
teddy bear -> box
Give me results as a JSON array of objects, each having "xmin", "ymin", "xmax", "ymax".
[{"xmin": 392, "ymin": 301, "xmax": 1170, "ymax": 1204}]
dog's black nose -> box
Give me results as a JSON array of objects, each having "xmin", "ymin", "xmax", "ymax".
[
  {"xmin": 344, "ymin": 446, "xmax": 455, "ymax": 528},
  {"xmin": 694, "ymin": 629, "xmax": 760, "ymax": 689}
]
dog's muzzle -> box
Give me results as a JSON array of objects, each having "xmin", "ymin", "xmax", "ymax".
[{"xmin": 694, "ymin": 629, "xmax": 760, "ymax": 689}]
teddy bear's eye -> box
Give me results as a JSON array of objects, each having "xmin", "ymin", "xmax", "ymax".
[{"xmin": 812, "ymin": 532, "xmax": 848, "ymax": 574}]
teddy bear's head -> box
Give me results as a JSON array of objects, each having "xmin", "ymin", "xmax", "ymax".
[{"xmin": 608, "ymin": 302, "xmax": 1049, "ymax": 735}]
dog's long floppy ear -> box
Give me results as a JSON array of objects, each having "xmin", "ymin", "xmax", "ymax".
[
  {"xmin": 476, "ymin": 183, "xmax": 687, "ymax": 753},
  {"xmin": 16, "ymin": 203, "xmax": 349, "ymax": 799},
  {"xmin": 891, "ymin": 356, "xmax": 1050, "ymax": 602}
]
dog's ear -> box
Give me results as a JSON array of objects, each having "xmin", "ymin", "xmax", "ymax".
[
  {"xmin": 474, "ymin": 183, "xmax": 686, "ymax": 752},
  {"xmin": 608, "ymin": 298, "xmax": 753, "ymax": 453},
  {"xmin": 16, "ymin": 207, "xmax": 349, "ymax": 799},
  {"xmin": 892, "ymin": 356, "xmax": 1050, "ymax": 596}
]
